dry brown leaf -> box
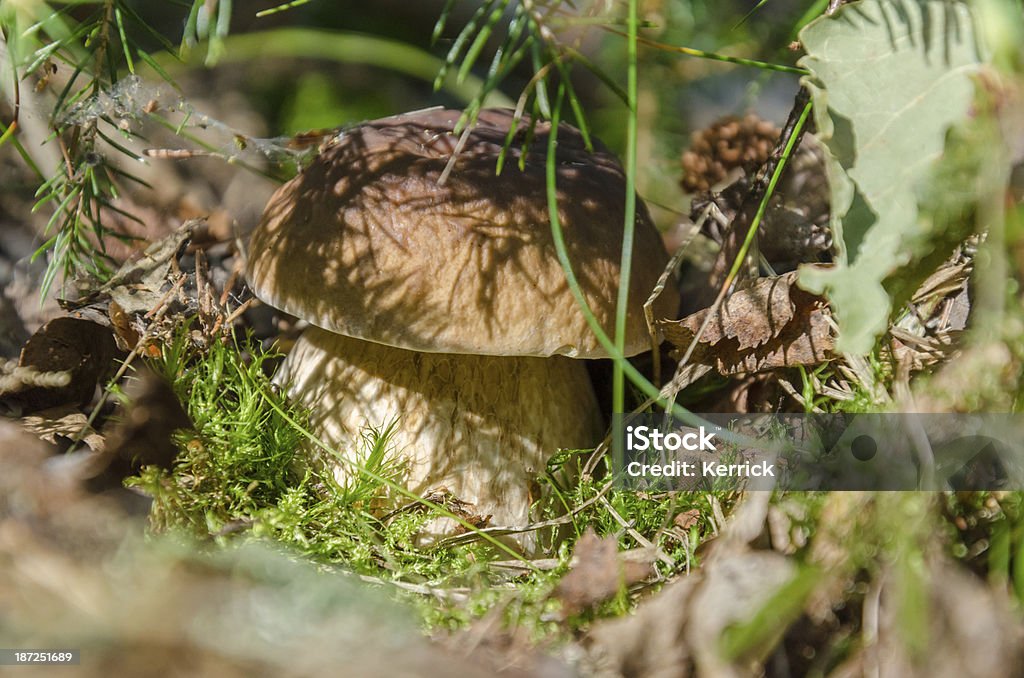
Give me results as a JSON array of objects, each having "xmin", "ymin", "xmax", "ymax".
[
  {"xmin": 4, "ymin": 317, "xmax": 119, "ymax": 413},
  {"xmin": 20, "ymin": 407, "xmax": 113, "ymax": 481},
  {"xmin": 674, "ymin": 509, "xmax": 701, "ymax": 531},
  {"xmin": 94, "ymin": 220, "xmax": 198, "ymax": 315},
  {"xmin": 554, "ymin": 528, "xmax": 654, "ymax": 617},
  {"xmin": 659, "ymin": 270, "xmax": 834, "ymax": 377},
  {"xmin": 683, "ymin": 273, "xmax": 796, "ymax": 350},
  {"xmin": 107, "ymin": 299, "xmax": 140, "ymax": 350},
  {"xmin": 60, "ymin": 220, "xmax": 201, "ymax": 341},
  {"xmin": 21, "ymin": 407, "xmax": 105, "ymax": 453}
]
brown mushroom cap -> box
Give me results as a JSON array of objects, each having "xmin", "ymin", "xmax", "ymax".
[{"xmin": 247, "ymin": 108, "xmax": 679, "ymax": 358}]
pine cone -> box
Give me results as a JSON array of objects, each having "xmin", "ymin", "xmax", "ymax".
[{"xmin": 680, "ymin": 114, "xmax": 780, "ymax": 194}]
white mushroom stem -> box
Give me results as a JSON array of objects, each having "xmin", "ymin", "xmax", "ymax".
[{"xmin": 277, "ymin": 326, "xmax": 605, "ymax": 548}]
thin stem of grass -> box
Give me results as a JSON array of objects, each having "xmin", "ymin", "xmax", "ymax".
[
  {"xmin": 166, "ymin": 28, "xmax": 514, "ymax": 108},
  {"xmin": 725, "ymin": 101, "xmax": 813, "ymax": 286},
  {"xmin": 255, "ymin": 0, "xmax": 314, "ymax": 18},
  {"xmin": 544, "ymin": 84, "xmax": 757, "ymax": 448},
  {"xmin": 610, "ymin": 30, "xmax": 808, "ymax": 75},
  {"xmin": 612, "ymin": 0, "xmax": 640, "ymax": 418}
]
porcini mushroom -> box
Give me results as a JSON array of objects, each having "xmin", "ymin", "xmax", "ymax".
[{"xmin": 247, "ymin": 108, "xmax": 678, "ymax": 548}]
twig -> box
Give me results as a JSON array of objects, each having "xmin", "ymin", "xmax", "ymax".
[
  {"xmin": 434, "ymin": 479, "xmax": 614, "ymax": 548},
  {"xmin": 643, "ymin": 205, "xmax": 705, "ymax": 387},
  {"xmin": 487, "ymin": 558, "xmax": 561, "ymax": 572},
  {"xmin": 222, "ymin": 298, "xmax": 254, "ymax": 327},
  {"xmin": 863, "ymin": 570, "xmax": 883, "ymax": 678},
  {"xmin": 356, "ymin": 573, "xmax": 471, "ymax": 602}
]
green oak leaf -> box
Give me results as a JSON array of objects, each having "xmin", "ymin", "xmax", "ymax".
[{"xmin": 797, "ymin": 0, "xmax": 988, "ymax": 353}]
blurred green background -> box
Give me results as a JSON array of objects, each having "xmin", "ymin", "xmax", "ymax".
[{"xmin": 120, "ymin": 0, "xmax": 814, "ymax": 227}]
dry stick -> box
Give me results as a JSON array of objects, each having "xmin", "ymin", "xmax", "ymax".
[
  {"xmin": 356, "ymin": 573, "xmax": 471, "ymax": 603},
  {"xmin": 144, "ymin": 272, "xmax": 187, "ymax": 319},
  {"xmin": 219, "ymin": 262, "xmax": 241, "ymax": 307},
  {"xmin": 434, "ymin": 478, "xmax": 615, "ymax": 548},
  {"xmin": 598, "ymin": 495, "xmax": 676, "ymax": 569},
  {"xmin": 643, "ymin": 205, "xmax": 707, "ymax": 387},
  {"xmin": 776, "ymin": 377, "xmax": 819, "ymax": 412},
  {"xmin": 582, "ymin": 431, "xmax": 613, "ymax": 478},
  {"xmin": 143, "ymin": 148, "xmax": 221, "ymax": 159},
  {"xmin": 487, "ymin": 558, "xmax": 561, "ymax": 572},
  {"xmin": 195, "ymin": 249, "xmax": 209, "ymax": 325},
  {"xmin": 222, "ymin": 298, "xmax": 254, "ymax": 327}
]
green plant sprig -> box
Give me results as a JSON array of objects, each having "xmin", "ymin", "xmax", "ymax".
[
  {"xmin": 612, "ymin": 0, "xmax": 641, "ymax": 419},
  {"xmin": 3, "ymin": 1, "xmax": 184, "ymax": 297},
  {"xmin": 2, "ymin": 0, "xmax": 250, "ymax": 299},
  {"xmin": 432, "ymin": 1, "xmax": 597, "ymax": 158}
]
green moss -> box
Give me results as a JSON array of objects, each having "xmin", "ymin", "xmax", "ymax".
[{"xmin": 124, "ymin": 326, "xmax": 737, "ymax": 636}]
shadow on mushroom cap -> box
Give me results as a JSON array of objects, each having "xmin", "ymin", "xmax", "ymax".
[{"xmin": 248, "ymin": 108, "xmax": 679, "ymax": 358}]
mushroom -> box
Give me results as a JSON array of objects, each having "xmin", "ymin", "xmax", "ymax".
[{"xmin": 246, "ymin": 108, "xmax": 678, "ymax": 548}]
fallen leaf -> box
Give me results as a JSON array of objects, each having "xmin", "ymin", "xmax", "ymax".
[
  {"xmin": 679, "ymin": 272, "xmax": 797, "ymax": 350},
  {"xmin": 95, "ymin": 220, "xmax": 197, "ymax": 315},
  {"xmin": 554, "ymin": 528, "xmax": 653, "ymax": 616},
  {"xmin": 60, "ymin": 220, "xmax": 200, "ymax": 336},
  {"xmin": 3, "ymin": 317, "xmax": 119, "ymax": 413},
  {"xmin": 108, "ymin": 300, "xmax": 140, "ymax": 350},
  {"xmin": 20, "ymin": 407, "xmax": 113, "ymax": 481},
  {"xmin": 674, "ymin": 509, "xmax": 701, "ymax": 531},
  {"xmin": 21, "ymin": 407, "xmax": 105, "ymax": 453},
  {"xmin": 659, "ymin": 270, "xmax": 834, "ymax": 381}
]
